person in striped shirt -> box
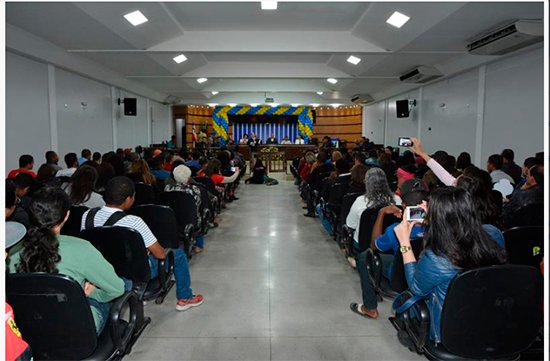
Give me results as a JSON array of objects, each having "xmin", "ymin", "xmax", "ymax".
[{"xmin": 81, "ymin": 176, "xmax": 204, "ymax": 311}]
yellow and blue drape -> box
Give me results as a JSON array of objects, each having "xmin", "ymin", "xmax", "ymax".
[{"xmin": 212, "ymin": 105, "xmax": 313, "ymax": 145}]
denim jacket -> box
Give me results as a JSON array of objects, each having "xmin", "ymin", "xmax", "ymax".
[{"xmin": 404, "ymin": 249, "xmax": 459, "ymax": 343}]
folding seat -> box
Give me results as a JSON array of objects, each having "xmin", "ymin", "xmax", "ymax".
[{"xmin": 60, "ymin": 205, "xmax": 89, "ymax": 237}]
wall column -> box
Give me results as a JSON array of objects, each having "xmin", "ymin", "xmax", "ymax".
[
  {"xmin": 47, "ymin": 64, "xmax": 58, "ymax": 151},
  {"xmin": 474, "ymin": 65, "xmax": 486, "ymax": 167}
]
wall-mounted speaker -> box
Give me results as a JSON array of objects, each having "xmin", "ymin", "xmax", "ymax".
[
  {"xmin": 396, "ymin": 100, "xmax": 409, "ymax": 118},
  {"xmin": 124, "ymin": 98, "xmax": 137, "ymax": 116}
]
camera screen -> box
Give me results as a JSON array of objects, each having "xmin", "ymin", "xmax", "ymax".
[
  {"xmin": 399, "ymin": 137, "xmax": 412, "ymax": 147},
  {"xmin": 409, "ymin": 207, "xmax": 426, "ymax": 221}
]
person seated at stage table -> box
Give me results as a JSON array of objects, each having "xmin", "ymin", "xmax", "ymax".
[
  {"xmin": 295, "ymin": 135, "xmax": 305, "ymax": 145},
  {"xmin": 248, "ymin": 133, "xmax": 261, "ymax": 147},
  {"xmin": 239, "ymin": 133, "xmax": 249, "ymax": 145},
  {"xmin": 266, "ymin": 133, "xmax": 278, "ymax": 145},
  {"xmin": 281, "ymin": 136, "xmax": 292, "ymax": 145}
]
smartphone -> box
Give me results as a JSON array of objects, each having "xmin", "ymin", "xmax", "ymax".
[
  {"xmin": 398, "ymin": 137, "xmax": 413, "ymax": 147},
  {"xmin": 405, "ymin": 206, "xmax": 426, "ymax": 222},
  {"xmin": 231, "ymin": 167, "xmax": 236, "ymax": 172}
]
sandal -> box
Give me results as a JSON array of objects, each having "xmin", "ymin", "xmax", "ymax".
[{"xmin": 350, "ymin": 303, "xmax": 379, "ymax": 319}]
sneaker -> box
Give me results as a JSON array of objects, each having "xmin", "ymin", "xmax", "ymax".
[{"xmin": 176, "ymin": 294, "xmax": 204, "ymax": 311}]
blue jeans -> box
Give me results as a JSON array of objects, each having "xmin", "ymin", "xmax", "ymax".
[
  {"xmin": 315, "ymin": 204, "xmax": 333, "ymax": 236},
  {"xmin": 88, "ymin": 297, "xmax": 111, "ymax": 335},
  {"xmin": 356, "ymin": 251, "xmax": 378, "ymax": 310},
  {"xmin": 195, "ymin": 235, "xmax": 204, "ymax": 249},
  {"xmin": 149, "ymin": 248, "xmax": 193, "ymax": 300}
]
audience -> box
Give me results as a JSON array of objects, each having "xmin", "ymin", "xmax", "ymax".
[
  {"xmin": 9, "ymin": 186, "xmax": 125, "ymax": 334},
  {"xmin": 8, "ymin": 155, "xmax": 36, "ymax": 179},
  {"xmin": 502, "ymin": 164, "xmax": 543, "ymax": 227},
  {"xmin": 65, "ymin": 165, "xmax": 105, "ymax": 208},
  {"xmin": 487, "ymin": 154, "xmax": 515, "ymax": 185},
  {"xmin": 79, "ymin": 149, "xmax": 92, "ymax": 165},
  {"xmin": 80, "ymin": 176, "xmax": 204, "ymax": 311},
  {"xmin": 45, "ymin": 150, "xmax": 63, "ymax": 172},
  {"xmin": 56, "ymin": 152, "xmax": 78, "ymax": 178},
  {"xmin": 127, "ymin": 159, "xmax": 157, "ymax": 186}
]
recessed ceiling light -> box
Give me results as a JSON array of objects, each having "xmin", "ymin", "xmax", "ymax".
[
  {"xmin": 270, "ymin": 103, "xmax": 279, "ymax": 107},
  {"xmin": 347, "ymin": 55, "xmax": 361, "ymax": 65},
  {"xmin": 316, "ymin": 91, "xmax": 324, "ymax": 95},
  {"xmin": 173, "ymin": 54, "xmax": 187, "ymax": 64},
  {"xmin": 331, "ymin": 103, "xmax": 341, "ymax": 108},
  {"xmin": 261, "ymin": 1, "xmax": 278, "ymax": 10},
  {"xmin": 291, "ymin": 104, "xmax": 300, "ymax": 107},
  {"xmin": 207, "ymin": 103, "xmax": 218, "ymax": 107},
  {"xmin": 124, "ymin": 10, "xmax": 148, "ymax": 26},
  {"xmin": 327, "ymin": 78, "xmax": 338, "ymax": 84},
  {"xmin": 197, "ymin": 78, "xmax": 208, "ymax": 84},
  {"xmin": 386, "ymin": 11, "xmax": 410, "ymax": 28},
  {"xmin": 228, "ymin": 103, "xmax": 236, "ymax": 107},
  {"xmin": 311, "ymin": 104, "xmax": 320, "ymax": 107},
  {"xmin": 250, "ymin": 103, "xmax": 259, "ymax": 107},
  {"xmin": 211, "ymin": 91, "xmax": 219, "ymax": 95}
]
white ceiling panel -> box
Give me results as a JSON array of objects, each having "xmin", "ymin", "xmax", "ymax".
[
  {"xmin": 203, "ymin": 52, "xmax": 332, "ymax": 63},
  {"xmin": 163, "ymin": 2, "xmax": 369, "ymax": 31},
  {"xmin": 77, "ymin": 53, "xmax": 174, "ymax": 76}
]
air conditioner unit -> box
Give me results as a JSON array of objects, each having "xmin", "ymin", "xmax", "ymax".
[
  {"xmin": 467, "ymin": 20, "xmax": 543, "ymax": 55},
  {"xmin": 351, "ymin": 94, "xmax": 374, "ymax": 104},
  {"xmin": 399, "ymin": 66, "xmax": 443, "ymax": 84}
]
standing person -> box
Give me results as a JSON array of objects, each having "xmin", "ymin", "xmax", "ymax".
[
  {"xmin": 81, "ymin": 177, "xmax": 204, "ymax": 311},
  {"xmin": 393, "ymin": 187, "xmax": 506, "ymax": 343},
  {"xmin": 7, "ymin": 155, "xmax": 36, "ymax": 179},
  {"xmin": 9, "ymin": 187, "xmax": 125, "ymax": 334},
  {"xmin": 167, "ymin": 135, "xmax": 177, "ymax": 149}
]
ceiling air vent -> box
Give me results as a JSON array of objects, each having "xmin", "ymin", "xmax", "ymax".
[
  {"xmin": 467, "ymin": 19, "xmax": 543, "ymax": 55},
  {"xmin": 399, "ymin": 66, "xmax": 443, "ymax": 84},
  {"xmin": 351, "ymin": 94, "xmax": 374, "ymax": 104}
]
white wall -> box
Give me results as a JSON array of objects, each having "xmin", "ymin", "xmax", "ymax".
[
  {"xmin": 6, "ymin": 52, "xmax": 51, "ymax": 170},
  {"xmin": 362, "ymin": 47, "xmax": 543, "ymax": 167},
  {"xmin": 6, "ymin": 51, "xmax": 172, "ymax": 173}
]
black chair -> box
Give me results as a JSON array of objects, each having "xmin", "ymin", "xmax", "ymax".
[
  {"xmin": 390, "ymin": 265, "xmax": 543, "ymax": 360},
  {"xmin": 503, "ymin": 226, "xmax": 544, "ymax": 269},
  {"xmin": 350, "ymin": 207, "xmax": 383, "ymax": 256},
  {"xmin": 336, "ymin": 192, "xmax": 362, "ymax": 247},
  {"xmin": 133, "ymin": 183, "xmax": 156, "ymax": 207},
  {"xmin": 367, "ymin": 236, "xmax": 424, "ymax": 300},
  {"xmin": 507, "ymin": 202, "xmax": 544, "ymax": 228},
  {"xmin": 61, "ymin": 205, "xmax": 89, "ymax": 237},
  {"xmin": 80, "ymin": 226, "xmax": 173, "ymax": 305},
  {"xmin": 157, "ymin": 192, "xmax": 199, "ymax": 258},
  {"xmin": 7, "ymin": 273, "xmax": 142, "ymax": 360}
]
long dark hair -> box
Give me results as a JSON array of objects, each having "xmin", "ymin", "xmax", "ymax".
[
  {"xmin": 17, "ymin": 187, "xmax": 71, "ymax": 273},
  {"xmin": 424, "ymin": 187, "xmax": 506, "ymax": 270},
  {"xmin": 456, "ymin": 166, "xmax": 500, "ymax": 226},
  {"xmin": 69, "ymin": 165, "xmax": 98, "ymax": 205},
  {"xmin": 204, "ymin": 159, "xmax": 221, "ymax": 177}
]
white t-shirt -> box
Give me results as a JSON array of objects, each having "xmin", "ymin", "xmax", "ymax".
[
  {"xmin": 295, "ymin": 139, "xmax": 305, "ymax": 145},
  {"xmin": 64, "ymin": 184, "xmax": 105, "ymax": 208},
  {"xmin": 345, "ymin": 194, "xmax": 400, "ymax": 243},
  {"xmin": 80, "ymin": 206, "xmax": 157, "ymax": 248}
]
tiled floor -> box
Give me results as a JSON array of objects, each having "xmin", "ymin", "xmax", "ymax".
[{"xmin": 126, "ymin": 180, "xmax": 423, "ymax": 361}]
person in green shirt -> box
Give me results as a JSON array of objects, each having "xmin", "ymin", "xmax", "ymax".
[{"xmin": 8, "ymin": 186, "xmax": 124, "ymax": 334}]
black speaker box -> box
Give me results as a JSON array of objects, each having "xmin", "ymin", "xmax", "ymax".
[
  {"xmin": 396, "ymin": 100, "xmax": 409, "ymax": 118},
  {"xmin": 124, "ymin": 98, "xmax": 137, "ymax": 116}
]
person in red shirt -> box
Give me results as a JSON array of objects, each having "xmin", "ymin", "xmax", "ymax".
[{"xmin": 7, "ymin": 155, "xmax": 36, "ymax": 179}]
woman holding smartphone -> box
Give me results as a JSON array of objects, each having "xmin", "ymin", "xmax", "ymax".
[{"xmin": 394, "ymin": 186, "xmax": 506, "ymax": 343}]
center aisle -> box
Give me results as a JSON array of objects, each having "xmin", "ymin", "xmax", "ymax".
[{"xmin": 127, "ymin": 180, "xmax": 422, "ymax": 360}]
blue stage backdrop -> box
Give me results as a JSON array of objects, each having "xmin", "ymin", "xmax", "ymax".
[{"xmin": 233, "ymin": 123, "xmax": 298, "ymax": 144}]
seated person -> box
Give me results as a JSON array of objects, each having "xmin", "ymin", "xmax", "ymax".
[
  {"xmin": 65, "ymin": 165, "xmax": 105, "ymax": 208},
  {"xmin": 239, "ymin": 133, "xmax": 249, "ymax": 145},
  {"xmin": 281, "ymin": 136, "xmax": 292, "ymax": 145},
  {"xmin": 350, "ymin": 179, "xmax": 427, "ymax": 319},
  {"xmin": 80, "ymin": 176, "xmax": 204, "ymax": 311},
  {"xmin": 165, "ymin": 165, "xmax": 205, "ymax": 253},
  {"xmin": 44, "ymin": 150, "xmax": 63, "ymax": 172},
  {"xmin": 12, "ymin": 173, "xmax": 34, "ymax": 212},
  {"xmin": 266, "ymin": 133, "xmax": 278, "ymax": 145},
  {"xmin": 149, "ymin": 156, "xmax": 171, "ymax": 182},
  {"xmin": 394, "ymin": 187, "xmax": 506, "ymax": 343},
  {"xmin": 56, "ymin": 152, "xmax": 79, "ymax": 178},
  {"xmin": 502, "ymin": 164, "xmax": 543, "ymax": 227},
  {"xmin": 9, "ymin": 187, "xmax": 125, "ymax": 334},
  {"xmin": 295, "ymin": 135, "xmax": 305, "ymax": 145},
  {"xmin": 487, "ymin": 154, "xmax": 515, "ymax": 185},
  {"xmin": 247, "ymin": 133, "xmax": 261, "ymax": 147},
  {"xmin": 7, "ymin": 155, "xmax": 36, "ymax": 179},
  {"xmin": 245, "ymin": 159, "xmax": 267, "ymax": 184},
  {"xmin": 199, "ymin": 159, "xmax": 240, "ymax": 186},
  {"xmin": 79, "ymin": 149, "xmax": 91, "ymax": 165}
]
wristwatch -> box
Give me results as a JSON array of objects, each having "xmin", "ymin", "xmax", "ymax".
[{"xmin": 400, "ymin": 245, "xmax": 412, "ymax": 254}]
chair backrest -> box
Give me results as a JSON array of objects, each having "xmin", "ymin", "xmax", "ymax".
[
  {"xmin": 509, "ymin": 202, "xmax": 544, "ymax": 228},
  {"xmin": 339, "ymin": 192, "xmax": 362, "ymax": 226},
  {"xmin": 128, "ymin": 204, "xmax": 180, "ymax": 249},
  {"xmin": 80, "ymin": 226, "xmax": 150, "ymax": 284},
  {"xmin": 327, "ymin": 182, "xmax": 350, "ymax": 207},
  {"xmin": 157, "ymin": 191, "xmax": 198, "ymax": 231},
  {"xmin": 356, "ymin": 207, "xmax": 383, "ymax": 252},
  {"xmin": 390, "ymin": 237, "xmax": 424, "ymax": 292},
  {"xmin": 193, "ymin": 176, "xmax": 216, "ymax": 193},
  {"xmin": 133, "ymin": 182, "xmax": 156, "ymax": 207},
  {"xmin": 503, "ymin": 226, "xmax": 544, "ymax": 269},
  {"xmin": 7, "ymin": 273, "xmax": 98, "ymax": 360},
  {"xmin": 440, "ymin": 265, "xmax": 543, "ymax": 359},
  {"xmin": 60, "ymin": 205, "xmax": 89, "ymax": 237}
]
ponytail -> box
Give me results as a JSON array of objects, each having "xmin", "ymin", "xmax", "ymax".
[{"xmin": 15, "ymin": 187, "xmax": 70, "ymax": 274}]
